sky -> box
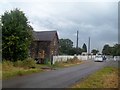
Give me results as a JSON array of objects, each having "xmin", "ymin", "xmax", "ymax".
[{"xmin": 0, "ymin": 0, "xmax": 119, "ymax": 52}]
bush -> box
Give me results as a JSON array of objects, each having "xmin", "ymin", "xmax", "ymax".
[
  {"xmin": 14, "ymin": 58, "xmax": 36, "ymax": 68},
  {"xmin": 14, "ymin": 60, "xmax": 23, "ymax": 67},
  {"xmin": 22, "ymin": 58, "xmax": 36, "ymax": 68},
  {"xmin": 2, "ymin": 60, "xmax": 14, "ymax": 71},
  {"xmin": 66, "ymin": 56, "xmax": 80, "ymax": 63},
  {"xmin": 3, "ymin": 58, "xmax": 36, "ymax": 69},
  {"xmin": 73, "ymin": 56, "xmax": 79, "ymax": 61}
]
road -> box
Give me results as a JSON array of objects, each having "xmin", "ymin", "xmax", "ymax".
[{"xmin": 2, "ymin": 60, "xmax": 118, "ymax": 88}]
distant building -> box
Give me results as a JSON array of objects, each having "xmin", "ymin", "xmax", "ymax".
[{"xmin": 30, "ymin": 31, "xmax": 59, "ymax": 63}]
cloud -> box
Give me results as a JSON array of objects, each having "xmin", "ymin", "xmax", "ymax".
[{"xmin": 0, "ymin": 1, "xmax": 118, "ymax": 52}]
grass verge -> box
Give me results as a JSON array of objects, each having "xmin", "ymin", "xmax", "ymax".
[
  {"xmin": 2, "ymin": 57, "xmax": 83, "ymax": 80},
  {"xmin": 52, "ymin": 56, "xmax": 83, "ymax": 68},
  {"xmin": 0, "ymin": 63, "xmax": 2, "ymax": 79},
  {"xmin": 52, "ymin": 60, "xmax": 83, "ymax": 68},
  {"xmin": 2, "ymin": 68, "xmax": 41, "ymax": 80},
  {"xmin": 2, "ymin": 59, "xmax": 42, "ymax": 80},
  {"xmin": 72, "ymin": 67, "xmax": 119, "ymax": 88}
]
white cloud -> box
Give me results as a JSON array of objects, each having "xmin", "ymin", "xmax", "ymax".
[{"xmin": 0, "ymin": 1, "xmax": 118, "ymax": 51}]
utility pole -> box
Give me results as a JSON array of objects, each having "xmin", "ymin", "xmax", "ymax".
[
  {"xmin": 76, "ymin": 30, "xmax": 79, "ymax": 55},
  {"xmin": 88, "ymin": 37, "xmax": 90, "ymax": 60},
  {"xmin": 118, "ymin": 3, "xmax": 120, "ymax": 61},
  {"xmin": 88, "ymin": 37, "xmax": 90, "ymax": 54}
]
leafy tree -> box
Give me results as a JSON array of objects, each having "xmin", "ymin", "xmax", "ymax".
[
  {"xmin": 59, "ymin": 38, "xmax": 82, "ymax": 55},
  {"xmin": 68, "ymin": 47, "xmax": 82, "ymax": 55},
  {"xmin": 0, "ymin": 19, "xmax": 2, "ymax": 60},
  {"xmin": 91, "ymin": 49, "xmax": 99, "ymax": 55},
  {"xmin": 2, "ymin": 8, "xmax": 33, "ymax": 61},
  {"xmin": 112, "ymin": 44, "xmax": 120, "ymax": 56},
  {"xmin": 82, "ymin": 43, "xmax": 87, "ymax": 52},
  {"xmin": 102, "ymin": 44, "xmax": 110, "ymax": 55},
  {"xmin": 102, "ymin": 44, "xmax": 112, "ymax": 55},
  {"xmin": 59, "ymin": 39, "xmax": 73, "ymax": 55}
]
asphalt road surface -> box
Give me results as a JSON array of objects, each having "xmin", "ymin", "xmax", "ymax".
[{"xmin": 2, "ymin": 60, "xmax": 118, "ymax": 88}]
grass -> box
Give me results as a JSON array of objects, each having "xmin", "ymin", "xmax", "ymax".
[
  {"xmin": 52, "ymin": 56, "xmax": 83, "ymax": 68},
  {"xmin": 0, "ymin": 63, "xmax": 2, "ymax": 79},
  {"xmin": 2, "ymin": 68, "xmax": 41, "ymax": 79},
  {"xmin": 2, "ymin": 59, "xmax": 42, "ymax": 80},
  {"xmin": 2, "ymin": 57, "xmax": 83, "ymax": 80},
  {"xmin": 72, "ymin": 67, "xmax": 119, "ymax": 88},
  {"xmin": 52, "ymin": 60, "xmax": 83, "ymax": 68}
]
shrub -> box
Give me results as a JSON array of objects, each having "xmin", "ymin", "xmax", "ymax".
[
  {"xmin": 22, "ymin": 58, "xmax": 36, "ymax": 68},
  {"xmin": 3, "ymin": 58, "xmax": 36, "ymax": 69},
  {"xmin": 2, "ymin": 60, "xmax": 14, "ymax": 71},
  {"xmin": 14, "ymin": 60, "xmax": 23, "ymax": 67},
  {"xmin": 66, "ymin": 56, "xmax": 80, "ymax": 63},
  {"xmin": 73, "ymin": 56, "xmax": 79, "ymax": 61}
]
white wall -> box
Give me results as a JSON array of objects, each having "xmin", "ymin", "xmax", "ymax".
[
  {"xmin": 53, "ymin": 55, "xmax": 95, "ymax": 64},
  {"xmin": 52, "ymin": 55, "xmax": 120, "ymax": 64}
]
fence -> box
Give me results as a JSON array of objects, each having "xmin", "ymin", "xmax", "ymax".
[
  {"xmin": 105, "ymin": 56, "xmax": 120, "ymax": 61},
  {"xmin": 52, "ymin": 55, "xmax": 120, "ymax": 64},
  {"xmin": 53, "ymin": 55, "xmax": 95, "ymax": 64}
]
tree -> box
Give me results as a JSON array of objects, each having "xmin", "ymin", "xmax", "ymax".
[
  {"xmin": 2, "ymin": 8, "xmax": 33, "ymax": 61},
  {"xmin": 0, "ymin": 19, "xmax": 2, "ymax": 57},
  {"xmin": 102, "ymin": 44, "xmax": 112, "ymax": 55},
  {"xmin": 102, "ymin": 44, "xmax": 120, "ymax": 56},
  {"xmin": 112, "ymin": 44, "xmax": 120, "ymax": 56},
  {"xmin": 91, "ymin": 49, "xmax": 99, "ymax": 55},
  {"xmin": 59, "ymin": 39, "xmax": 73, "ymax": 55},
  {"xmin": 82, "ymin": 43, "xmax": 87, "ymax": 52},
  {"xmin": 68, "ymin": 47, "xmax": 82, "ymax": 55}
]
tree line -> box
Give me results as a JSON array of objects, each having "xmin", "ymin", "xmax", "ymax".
[
  {"xmin": 59, "ymin": 39, "xmax": 120, "ymax": 56},
  {"xmin": 59, "ymin": 38, "xmax": 100, "ymax": 55},
  {"xmin": 59, "ymin": 38, "xmax": 88, "ymax": 55},
  {"xmin": 102, "ymin": 44, "xmax": 120, "ymax": 56}
]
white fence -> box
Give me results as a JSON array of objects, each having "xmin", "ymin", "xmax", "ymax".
[
  {"xmin": 53, "ymin": 55, "xmax": 95, "ymax": 64},
  {"xmin": 52, "ymin": 55, "xmax": 120, "ymax": 64},
  {"xmin": 105, "ymin": 56, "xmax": 120, "ymax": 61}
]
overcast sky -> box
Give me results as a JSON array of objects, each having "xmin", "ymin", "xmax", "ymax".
[{"xmin": 0, "ymin": 0, "xmax": 119, "ymax": 52}]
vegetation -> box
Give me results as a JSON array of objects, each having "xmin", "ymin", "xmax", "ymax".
[
  {"xmin": 53, "ymin": 56, "xmax": 83, "ymax": 68},
  {"xmin": 102, "ymin": 44, "xmax": 120, "ymax": 56},
  {"xmin": 91, "ymin": 49, "xmax": 99, "ymax": 55},
  {"xmin": 68, "ymin": 47, "xmax": 82, "ymax": 55},
  {"xmin": 2, "ymin": 8, "xmax": 33, "ymax": 61},
  {"xmin": 112, "ymin": 44, "xmax": 120, "ymax": 56},
  {"xmin": 2, "ymin": 58, "xmax": 41, "ymax": 79},
  {"xmin": 72, "ymin": 67, "xmax": 118, "ymax": 88},
  {"xmin": 59, "ymin": 38, "xmax": 73, "ymax": 55},
  {"xmin": 82, "ymin": 43, "xmax": 87, "ymax": 52},
  {"xmin": 0, "ymin": 18, "xmax": 2, "ymax": 60},
  {"xmin": 0, "ymin": 63, "xmax": 2, "ymax": 79},
  {"xmin": 59, "ymin": 38, "xmax": 82, "ymax": 55},
  {"xmin": 2, "ymin": 57, "xmax": 83, "ymax": 79}
]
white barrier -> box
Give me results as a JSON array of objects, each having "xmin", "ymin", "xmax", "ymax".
[
  {"xmin": 52, "ymin": 55, "xmax": 120, "ymax": 64},
  {"xmin": 106, "ymin": 56, "xmax": 120, "ymax": 61},
  {"xmin": 53, "ymin": 55, "xmax": 95, "ymax": 64}
]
